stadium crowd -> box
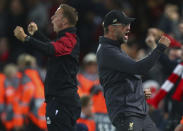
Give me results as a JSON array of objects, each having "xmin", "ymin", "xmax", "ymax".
[{"xmin": 1, "ymin": 0, "xmax": 183, "ymax": 131}]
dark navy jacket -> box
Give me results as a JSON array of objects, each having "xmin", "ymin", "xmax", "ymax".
[
  {"xmin": 25, "ymin": 28, "xmax": 81, "ymax": 118},
  {"xmin": 96, "ymin": 36, "xmax": 166, "ymax": 124}
]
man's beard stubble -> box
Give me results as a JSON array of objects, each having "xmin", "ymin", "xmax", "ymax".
[{"xmin": 117, "ymin": 35, "xmax": 127, "ymax": 45}]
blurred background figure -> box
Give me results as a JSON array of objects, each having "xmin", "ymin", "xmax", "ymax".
[
  {"xmin": 16, "ymin": 54, "xmax": 46, "ymax": 131},
  {"xmin": 143, "ymin": 80, "xmax": 160, "ymax": 98},
  {"xmin": 158, "ymin": 4, "xmax": 180, "ymax": 35},
  {"xmin": 77, "ymin": 95, "xmax": 95, "ymax": 131},
  {"xmin": 0, "ymin": 71, "xmax": 5, "ymax": 131},
  {"xmin": 144, "ymin": 27, "xmax": 183, "ymax": 131},
  {"xmin": 174, "ymin": 20, "xmax": 183, "ymax": 44},
  {"xmin": 77, "ymin": 53, "xmax": 100, "ymax": 96},
  {"xmin": 77, "ymin": 53, "xmax": 115, "ymax": 131},
  {"xmin": 1, "ymin": 64, "xmax": 22, "ymax": 131},
  {"xmin": 143, "ymin": 80, "xmax": 167, "ymax": 131}
]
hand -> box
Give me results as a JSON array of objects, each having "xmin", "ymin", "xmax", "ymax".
[
  {"xmin": 158, "ymin": 35, "xmax": 171, "ymax": 47},
  {"xmin": 144, "ymin": 88, "xmax": 151, "ymax": 100},
  {"xmin": 28, "ymin": 22, "xmax": 38, "ymax": 35},
  {"xmin": 145, "ymin": 35, "xmax": 157, "ymax": 49},
  {"xmin": 14, "ymin": 26, "xmax": 27, "ymax": 42}
]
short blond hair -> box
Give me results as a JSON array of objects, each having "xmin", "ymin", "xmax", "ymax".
[
  {"xmin": 17, "ymin": 54, "xmax": 36, "ymax": 68},
  {"xmin": 3, "ymin": 64, "xmax": 17, "ymax": 78},
  {"xmin": 59, "ymin": 4, "xmax": 78, "ymax": 26}
]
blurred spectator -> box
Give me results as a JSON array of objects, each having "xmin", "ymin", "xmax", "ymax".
[
  {"xmin": 16, "ymin": 54, "xmax": 46, "ymax": 131},
  {"xmin": 158, "ymin": 4, "xmax": 180, "ymax": 34},
  {"xmin": 2, "ymin": 64, "xmax": 22, "ymax": 131},
  {"xmin": 77, "ymin": 95, "xmax": 95, "ymax": 131},
  {"xmin": 77, "ymin": 53, "xmax": 100, "ymax": 96},
  {"xmin": 167, "ymin": 47, "xmax": 182, "ymax": 61},
  {"xmin": 77, "ymin": 53, "xmax": 106, "ymax": 113},
  {"xmin": 162, "ymin": 47, "xmax": 182, "ymax": 77},
  {"xmin": 0, "ymin": 72, "xmax": 5, "ymax": 131},
  {"xmin": 143, "ymin": 80, "xmax": 167, "ymax": 131},
  {"xmin": 143, "ymin": 80, "xmax": 160, "ymax": 98},
  {"xmin": 121, "ymin": 40, "xmax": 140, "ymax": 60},
  {"xmin": 77, "ymin": 53, "xmax": 115, "ymax": 131},
  {"xmin": 17, "ymin": 53, "xmax": 36, "ymax": 70},
  {"xmin": 145, "ymin": 28, "xmax": 182, "ymax": 83},
  {"xmin": 146, "ymin": 28, "xmax": 164, "ymax": 43},
  {"xmin": 175, "ymin": 20, "xmax": 183, "ymax": 44},
  {"xmin": 144, "ymin": 27, "xmax": 183, "ymax": 131}
]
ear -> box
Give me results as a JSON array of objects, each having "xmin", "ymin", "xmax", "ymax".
[
  {"xmin": 62, "ymin": 17, "xmax": 68, "ymax": 25},
  {"xmin": 108, "ymin": 25, "xmax": 114, "ymax": 32}
]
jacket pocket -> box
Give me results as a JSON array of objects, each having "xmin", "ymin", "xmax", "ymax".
[{"xmin": 46, "ymin": 100, "xmax": 60, "ymax": 123}]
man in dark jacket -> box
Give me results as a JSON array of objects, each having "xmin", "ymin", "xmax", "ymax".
[
  {"xmin": 96, "ymin": 10, "xmax": 171, "ymax": 131},
  {"xmin": 14, "ymin": 4, "xmax": 81, "ymax": 131}
]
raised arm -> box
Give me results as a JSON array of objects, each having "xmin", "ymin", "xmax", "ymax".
[
  {"xmin": 25, "ymin": 36, "xmax": 55, "ymax": 56},
  {"xmin": 99, "ymin": 36, "xmax": 170, "ymax": 75},
  {"xmin": 14, "ymin": 26, "xmax": 77, "ymax": 56}
]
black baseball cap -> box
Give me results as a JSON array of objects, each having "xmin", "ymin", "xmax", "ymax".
[{"xmin": 103, "ymin": 10, "xmax": 135, "ymax": 27}]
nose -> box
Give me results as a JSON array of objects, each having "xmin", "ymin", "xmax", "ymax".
[{"xmin": 127, "ymin": 24, "xmax": 131, "ymax": 30}]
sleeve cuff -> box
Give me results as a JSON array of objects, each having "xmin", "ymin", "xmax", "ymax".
[
  {"xmin": 24, "ymin": 35, "xmax": 31, "ymax": 42},
  {"xmin": 33, "ymin": 31, "xmax": 39, "ymax": 37},
  {"xmin": 156, "ymin": 43, "xmax": 167, "ymax": 52}
]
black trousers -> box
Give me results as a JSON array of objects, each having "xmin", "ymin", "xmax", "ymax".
[
  {"xmin": 46, "ymin": 97, "xmax": 80, "ymax": 131},
  {"xmin": 113, "ymin": 112, "xmax": 158, "ymax": 131}
]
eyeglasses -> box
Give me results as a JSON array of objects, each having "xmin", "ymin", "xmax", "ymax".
[
  {"xmin": 111, "ymin": 24, "xmax": 123, "ymax": 26},
  {"xmin": 111, "ymin": 23, "xmax": 130, "ymax": 26}
]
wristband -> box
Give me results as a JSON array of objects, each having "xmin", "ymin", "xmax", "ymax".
[{"xmin": 25, "ymin": 35, "xmax": 31, "ymax": 42}]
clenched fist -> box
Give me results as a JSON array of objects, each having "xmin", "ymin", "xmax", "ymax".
[
  {"xmin": 14, "ymin": 26, "xmax": 27, "ymax": 42},
  {"xmin": 28, "ymin": 22, "xmax": 38, "ymax": 36},
  {"xmin": 158, "ymin": 35, "xmax": 171, "ymax": 47}
]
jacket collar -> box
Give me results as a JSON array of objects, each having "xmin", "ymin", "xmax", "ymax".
[
  {"xmin": 99, "ymin": 36, "xmax": 121, "ymax": 48},
  {"xmin": 57, "ymin": 27, "xmax": 77, "ymax": 37}
]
